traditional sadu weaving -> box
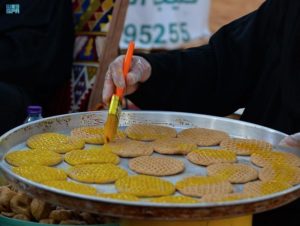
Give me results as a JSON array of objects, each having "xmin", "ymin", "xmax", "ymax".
[{"xmin": 71, "ymin": 0, "xmax": 115, "ymax": 112}]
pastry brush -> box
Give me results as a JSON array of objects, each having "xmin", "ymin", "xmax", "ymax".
[{"xmin": 103, "ymin": 41, "xmax": 135, "ymax": 143}]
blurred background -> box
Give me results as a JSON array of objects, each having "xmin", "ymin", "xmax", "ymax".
[
  {"xmin": 184, "ymin": 0, "xmax": 264, "ymax": 48},
  {"xmin": 210, "ymin": 0, "xmax": 264, "ymax": 32}
]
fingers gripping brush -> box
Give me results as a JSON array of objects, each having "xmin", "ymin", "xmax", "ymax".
[{"xmin": 104, "ymin": 41, "xmax": 135, "ymax": 143}]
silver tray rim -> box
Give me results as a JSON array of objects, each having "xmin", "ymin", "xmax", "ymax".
[{"xmin": 0, "ymin": 110, "xmax": 299, "ymax": 209}]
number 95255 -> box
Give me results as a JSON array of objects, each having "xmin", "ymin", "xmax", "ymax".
[{"xmin": 123, "ymin": 22, "xmax": 191, "ymax": 46}]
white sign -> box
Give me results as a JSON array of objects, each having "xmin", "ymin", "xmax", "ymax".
[{"xmin": 120, "ymin": 0, "xmax": 211, "ymax": 50}]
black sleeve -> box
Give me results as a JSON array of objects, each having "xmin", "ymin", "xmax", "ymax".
[{"xmin": 128, "ymin": 0, "xmax": 280, "ymax": 116}]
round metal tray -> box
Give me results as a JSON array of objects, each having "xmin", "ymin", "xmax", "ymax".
[{"xmin": 0, "ymin": 111, "xmax": 299, "ymax": 221}]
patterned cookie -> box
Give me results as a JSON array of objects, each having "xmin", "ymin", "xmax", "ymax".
[
  {"xmin": 13, "ymin": 166, "xmax": 67, "ymax": 183},
  {"xmin": 104, "ymin": 139, "xmax": 153, "ymax": 157},
  {"xmin": 251, "ymin": 151, "xmax": 300, "ymax": 167},
  {"xmin": 152, "ymin": 137, "xmax": 197, "ymax": 155},
  {"xmin": 71, "ymin": 127, "xmax": 126, "ymax": 144},
  {"xmin": 129, "ymin": 156, "xmax": 185, "ymax": 176},
  {"xmin": 5, "ymin": 149, "xmax": 63, "ymax": 166},
  {"xmin": 258, "ymin": 164, "xmax": 300, "ymax": 185},
  {"xmin": 220, "ymin": 138, "xmax": 272, "ymax": 156},
  {"xmin": 125, "ymin": 124, "xmax": 177, "ymax": 141},
  {"xmin": 201, "ymin": 193, "xmax": 252, "ymax": 203},
  {"xmin": 150, "ymin": 195, "xmax": 199, "ymax": 204},
  {"xmin": 175, "ymin": 176, "xmax": 233, "ymax": 197},
  {"xmin": 68, "ymin": 164, "xmax": 127, "ymax": 184},
  {"xmin": 43, "ymin": 180, "xmax": 97, "ymax": 195},
  {"xmin": 187, "ymin": 149, "xmax": 236, "ymax": 166},
  {"xmin": 177, "ymin": 128, "xmax": 229, "ymax": 146},
  {"xmin": 207, "ymin": 163, "xmax": 258, "ymax": 183},
  {"xmin": 96, "ymin": 193, "xmax": 139, "ymax": 201},
  {"xmin": 115, "ymin": 175, "xmax": 175, "ymax": 197},
  {"xmin": 64, "ymin": 149, "xmax": 119, "ymax": 165},
  {"xmin": 244, "ymin": 181, "xmax": 292, "ymax": 196},
  {"xmin": 27, "ymin": 133, "xmax": 85, "ymax": 154}
]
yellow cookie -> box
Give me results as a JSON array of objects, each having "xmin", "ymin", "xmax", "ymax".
[
  {"xmin": 115, "ymin": 175, "xmax": 175, "ymax": 197},
  {"xmin": 104, "ymin": 139, "xmax": 153, "ymax": 158},
  {"xmin": 152, "ymin": 137, "xmax": 197, "ymax": 155},
  {"xmin": 13, "ymin": 165, "xmax": 67, "ymax": 183},
  {"xmin": 258, "ymin": 164, "xmax": 300, "ymax": 185},
  {"xmin": 5, "ymin": 149, "xmax": 63, "ymax": 166},
  {"xmin": 175, "ymin": 176, "xmax": 233, "ymax": 197},
  {"xmin": 71, "ymin": 127, "xmax": 126, "ymax": 144},
  {"xmin": 96, "ymin": 193, "xmax": 139, "ymax": 201},
  {"xmin": 220, "ymin": 138, "xmax": 272, "ymax": 156},
  {"xmin": 27, "ymin": 133, "xmax": 85, "ymax": 153},
  {"xmin": 125, "ymin": 124, "xmax": 177, "ymax": 141},
  {"xmin": 207, "ymin": 163, "xmax": 258, "ymax": 183},
  {"xmin": 177, "ymin": 128, "xmax": 229, "ymax": 146},
  {"xmin": 129, "ymin": 156, "xmax": 185, "ymax": 176},
  {"xmin": 251, "ymin": 151, "xmax": 300, "ymax": 167},
  {"xmin": 201, "ymin": 193, "xmax": 253, "ymax": 203},
  {"xmin": 64, "ymin": 149, "xmax": 119, "ymax": 165},
  {"xmin": 67, "ymin": 164, "xmax": 127, "ymax": 184},
  {"xmin": 150, "ymin": 196, "xmax": 199, "ymax": 204},
  {"xmin": 43, "ymin": 180, "xmax": 97, "ymax": 195},
  {"xmin": 243, "ymin": 181, "xmax": 292, "ymax": 196},
  {"xmin": 187, "ymin": 149, "xmax": 236, "ymax": 166}
]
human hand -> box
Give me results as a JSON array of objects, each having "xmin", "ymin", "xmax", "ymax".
[
  {"xmin": 279, "ymin": 133, "xmax": 300, "ymax": 149},
  {"xmin": 102, "ymin": 55, "xmax": 151, "ymax": 105}
]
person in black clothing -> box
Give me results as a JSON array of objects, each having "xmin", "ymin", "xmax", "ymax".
[
  {"xmin": 0, "ymin": 0, "xmax": 74, "ymax": 135},
  {"xmin": 103, "ymin": 0, "xmax": 300, "ymax": 225}
]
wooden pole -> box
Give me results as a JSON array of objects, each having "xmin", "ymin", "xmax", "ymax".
[{"xmin": 88, "ymin": 0, "xmax": 129, "ymax": 110}]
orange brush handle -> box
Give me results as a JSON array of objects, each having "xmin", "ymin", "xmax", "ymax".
[{"xmin": 116, "ymin": 41, "xmax": 135, "ymax": 98}]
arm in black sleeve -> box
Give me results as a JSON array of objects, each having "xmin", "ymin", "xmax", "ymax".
[{"xmin": 128, "ymin": 0, "xmax": 281, "ymax": 116}]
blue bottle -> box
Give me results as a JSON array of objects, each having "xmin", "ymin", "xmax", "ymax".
[{"xmin": 24, "ymin": 106, "xmax": 43, "ymax": 123}]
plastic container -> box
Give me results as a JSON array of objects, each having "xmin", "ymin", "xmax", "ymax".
[{"xmin": 24, "ymin": 106, "xmax": 43, "ymax": 123}]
